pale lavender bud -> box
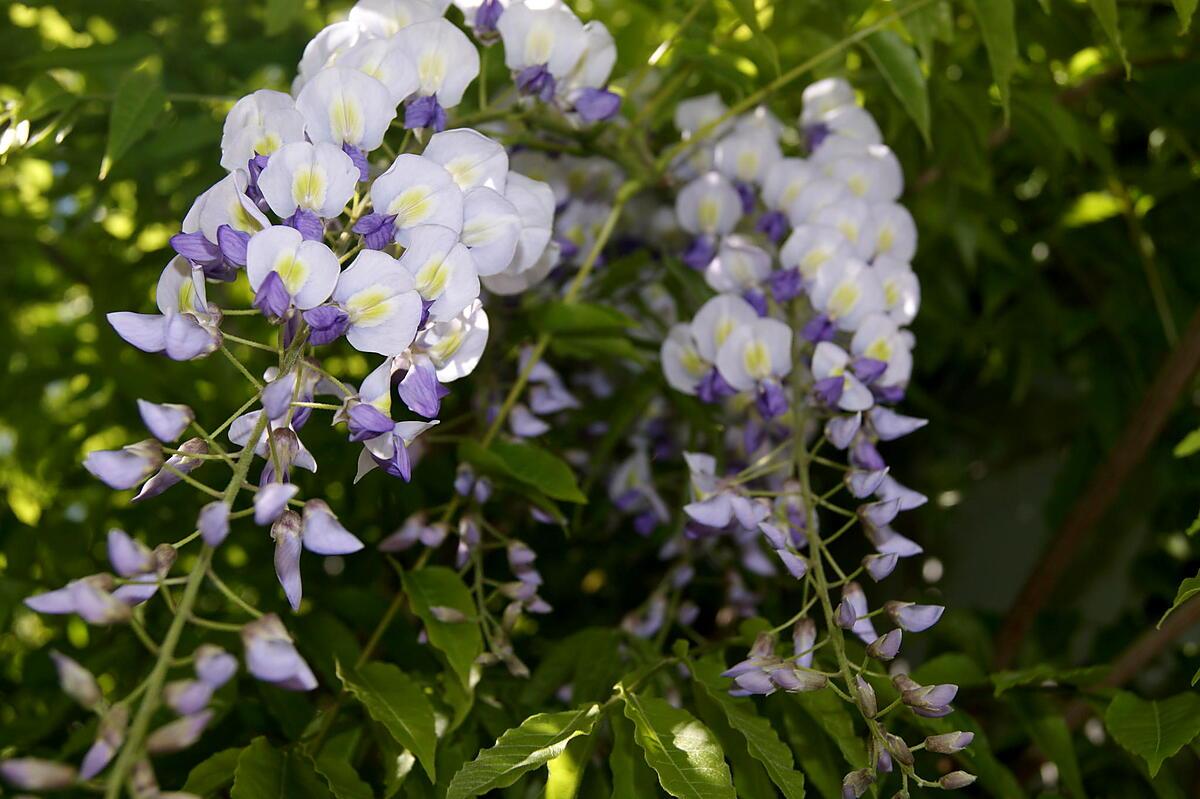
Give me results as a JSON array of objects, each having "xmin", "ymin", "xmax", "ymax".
[
  {"xmin": 939, "ymin": 771, "xmax": 977, "ymax": 790},
  {"xmin": 80, "ymin": 706, "xmax": 127, "ymax": 780},
  {"xmin": 842, "ymin": 768, "xmax": 874, "ymax": 798},
  {"xmin": 131, "ymin": 758, "xmax": 158, "ymax": 796},
  {"xmin": 137, "ymin": 399, "xmax": 194, "ymax": 442},
  {"xmin": 195, "ymin": 644, "xmax": 238, "ymax": 689},
  {"xmin": 146, "ymin": 710, "xmax": 213, "ymax": 754},
  {"xmin": 241, "ymin": 613, "xmax": 316, "ymax": 691},
  {"xmin": 107, "ymin": 529, "xmax": 153, "ymax": 578},
  {"xmin": 845, "ymin": 468, "xmax": 888, "ymax": 498},
  {"xmin": 378, "ymin": 513, "xmax": 426, "ymax": 552},
  {"xmin": 901, "ymin": 680, "xmax": 958, "ymax": 717},
  {"xmin": 199, "ymin": 501, "xmax": 231, "ymax": 547},
  {"xmin": 733, "ymin": 669, "xmax": 776, "ymax": 695},
  {"xmin": 430, "ymin": 606, "xmax": 469, "ymax": 623},
  {"xmin": 0, "ymin": 758, "xmax": 77, "ymax": 790},
  {"xmin": 863, "ymin": 552, "xmax": 898, "ymax": 582},
  {"xmin": 255, "ymin": 482, "xmax": 298, "ymax": 526},
  {"xmin": 164, "ymin": 679, "xmax": 214, "ymax": 715},
  {"xmin": 776, "ymin": 549, "xmax": 808, "ymax": 579},
  {"xmin": 868, "ymin": 407, "xmax": 928, "ymax": 441},
  {"xmin": 856, "ymin": 675, "xmax": 877, "ymax": 717},
  {"xmin": 133, "ymin": 437, "xmax": 209, "ymax": 502},
  {"xmin": 867, "ymin": 629, "xmax": 902, "ymax": 660},
  {"xmin": 924, "ymin": 731, "xmax": 974, "ymax": 754},
  {"xmin": 859, "ymin": 498, "xmax": 901, "ymax": 529},
  {"xmin": 84, "ymin": 439, "xmax": 162, "ymax": 489},
  {"xmin": 825, "ymin": 412, "xmax": 861, "ymax": 450},
  {"xmin": 261, "ymin": 372, "xmax": 297, "ymax": 421},
  {"xmin": 49, "ymin": 650, "xmax": 101, "ymax": 709},
  {"xmin": 419, "ymin": 522, "xmax": 449, "ymax": 548},
  {"xmin": 301, "ymin": 499, "xmax": 364, "ymax": 555},
  {"xmin": 835, "ymin": 598, "xmax": 857, "ymax": 630},
  {"xmin": 272, "ymin": 509, "xmax": 303, "ymax": 610},
  {"xmin": 840, "ymin": 582, "xmax": 877, "ymax": 643},
  {"xmin": 792, "ymin": 618, "xmax": 816, "ymax": 669},
  {"xmin": 886, "ymin": 601, "xmax": 944, "ymax": 633},
  {"xmin": 885, "ymin": 732, "xmax": 914, "ymax": 767},
  {"xmin": 770, "ymin": 667, "xmax": 827, "ymax": 693}
]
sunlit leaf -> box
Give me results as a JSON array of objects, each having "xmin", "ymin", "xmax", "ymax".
[
  {"xmin": 337, "ymin": 660, "xmax": 438, "ymax": 782},
  {"xmin": 100, "ymin": 61, "xmax": 166, "ymax": 180},
  {"xmin": 402, "ymin": 566, "xmax": 483, "ymax": 690},
  {"xmin": 965, "ymin": 0, "xmax": 1018, "ymax": 120},
  {"xmin": 861, "ymin": 31, "xmax": 930, "ymax": 145},
  {"xmin": 622, "ymin": 692, "xmax": 736, "ymax": 799}
]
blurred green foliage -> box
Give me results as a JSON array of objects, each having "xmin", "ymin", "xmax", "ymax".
[{"xmin": 5, "ymin": 0, "xmax": 1200, "ymax": 795}]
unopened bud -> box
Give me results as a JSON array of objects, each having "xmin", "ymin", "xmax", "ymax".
[
  {"xmin": 49, "ymin": 650, "xmax": 101, "ymax": 709},
  {"xmin": 925, "ymin": 731, "xmax": 974, "ymax": 754},
  {"xmin": 939, "ymin": 771, "xmax": 977, "ymax": 790},
  {"xmin": 885, "ymin": 733, "xmax": 913, "ymax": 767},
  {"xmin": 842, "ymin": 768, "xmax": 875, "ymax": 798},
  {"xmin": 855, "ymin": 675, "xmax": 877, "ymax": 718}
]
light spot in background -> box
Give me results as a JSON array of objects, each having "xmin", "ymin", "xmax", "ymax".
[
  {"xmin": 67, "ymin": 617, "xmax": 89, "ymax": 648},
  {"xmin": 1032, "ymin": 242, "xmax": 1050, "ymax": 262},
  {"xmin": 324, "ymin": 556, "xmax": 345, "ymax": 576},
  {"xmin": 922, "ymin": 557, "xmax": 944, "ymax": 584},
  {"xmin": 1039, "ymin": 761, "xmax": 1059, "ymax": 790},
  {"xmin": 1084, "ymin": 717, "xmax": 1106, "ymax": 745},
  {"xmin": 936, "ymin": 490, "xmax": 961, "ymax": 508},
  {"xmin": 581, "ymin": 568, "xmax": 605, "ymax": 594},
  {"xmin": 1164, "ymin": 532, "xmax": 1189, "ymax": 561}
]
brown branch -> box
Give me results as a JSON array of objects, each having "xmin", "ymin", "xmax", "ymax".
[{"xmin": 994, "ymin": 306, "xmax": 1200, "ymax": 669}]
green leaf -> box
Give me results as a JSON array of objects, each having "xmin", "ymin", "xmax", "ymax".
[
  {"xmin": 991, "ymin": 664, "xmax": 1108, "ymax": 696},
  {"xmin": 534, "ymin": 301, "xmax": 636, "ymax": 335},
  {"xmin": 337, "ymin": 660, "xmax": 438, "ymax": 783},
  {"xmin": 265, "ymin": 0, "xmax": 304, "ymax": 35},
  {"xmin": 781, "ymin": 705, "xmax": 843, "ymax": 799},
  {"xmin": 690, "ymin": 657, "xmax": 805, "ymax": 799},
  {"xmin": 314, "ymin": 756, "xmax": 374, "ymax": 799},
  {"xmin": 1171, "ymin": 0, "xmax": 1197, "ymax": 32},
  {"xmin": 1158, "ymin": 572, "xmax": 1200, "ymax": 628},
  {"xmin": 965, "ymin": 0, "xmax": 1018, "ymax": 120},
  {"xmin": 622, "ymin": 692, "xmax": 736, "ymax": 799},
  {"xmin": 610, "ymin": 705, "xmax": 661, "ymax": 799},
  {"xmin": 791, "ymin": 690, "xmax": 866, "ymax": 770},
  {"xmin": 231, "ymin": 737, "xmax": 333, "ymax": 799},
  {"xmin": 182, "ymin": 747, "xmax": 243, "ymax": 796},
  {"xmin": 402, "ymin": 567, "xmax": 483, "ymax": 690},
  {"xmin": 728, "ymin": 0, "xmax": 781, "ymax": 77},
  {"xmin": 460, "ymin": 440, "xmax": 587, "ymax": 503},
  {"xmin": 1173, "ymin": 427, "xmax": 1200, "ymax": 457},
  {"xmin": 100, "ymin": 62, "xmax": 166, "ymax": 179},
  {"xmin": 1020, "ymin": 711, "xmax": 1087, "ymax": 799},
  {"xmin": 911, "ymin": 653, "xmax": 989, "ymax": 689},
  {"xmin": 545, "ymin": 732, "xmax": 597, "ymax": 799},
  {"xmin": 445, "ymin": 704, "xmax": 601, "ymax": 799},
  {"xmin": 861, "ymin": 31, "xmax": 930, "ymax": 146},
  {"xmin": 1088, "ymin": 0, "xmax": 1130, "ymax": 77},
  {"xmin": 1105, "ymin": 692, "xmax": 1200, "ymax": 777}
]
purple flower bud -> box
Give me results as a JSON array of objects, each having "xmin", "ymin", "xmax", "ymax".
[
  {"xmin": 859, "ymin": 498, "xmax": 902, "ymax": 529},
  {"xmin": 352, "ymin": 212, "xmax": 398, "ymax": 251},
  {"xmin": 767, "ymin": 266, "xmax": 803, "ymax": 302},
  {"xmin": 0, "ymin": 758, "xmax": 78, "ymax": 790},
  {"xmin": 825, "ymin": 412, "xmax": 862, "ymax": 450},
  {"xmin": 261, "ymin": 372, "xmax": 297, "ymax": 421},
  {"xmin": 284, "ymin": 208, "xmax": 324, "ymax": 241},
  {"xmin": 733, "ymin": 669, "xmax": 776, "ymax": 695},
  {"xmin": 733, "ymin": 180, "xmax": 757, "ymax": 214},
  {"xmin": 255, "ymin": 482, "xmax": 298, "ymax": 526},
  {"xmin": 867, "ymin": 525, "xmax": 924, "ymax": 558},
  {"xmin": 682, "ymin": 235, "xmax": 717, "ymax": 270},
  {"xmin": 867, "ymin": 628, "xmax": 902, "ymax": 660},
  {"xmin": 574, "ymin": 88, "xmax": 621, "ymax": 121},
  {"xmin": 876, "ymin": 474, "xmax": 928, "ymax": 510},
  {"xmin": 49, "ymin": 650, "xmax": 101, "ymax": 709},
  {"xmin": 901, "ymin": 680, "xmax": 958, "ymax": 717},
  {"xmin": 171, "ymin": 230, "xmax": 222, "ymax": 267},
  {"xmin": 792, "ymin": 618, "xmax": 816, "ymax": 668},
  {"xmin": 842, "ymin": 768, "xmax": 874, "ymax": 799},
  {"xmin": 405, "ymin": 94, "xmax": 447, "ymax": 132},
  {"xmin": 398, "ymin": 361, "xmax": 446, "ymax": 419},
  {"xmin": 884, "ymin": 732, "xmax": 914, "ymax": 767},
  {"xmin": 198, "ymin": 501, "xmax": 231, "ymax": 547},
  {"xmin": 776, "ymin": 549, "xmax": 808, "ymax": 579},
  {"xmin": 868, "ymin": 406, "xmax": 928, "ymax": 441},
  {"xmin": 886, "ymin": 601, "xmax": 944, "ymax": 633},
  {"xmin": 137, "ymin": 399, "xmax": 194, "ymax": 442},
  {"xmin": 253, "ymin": 271, "xmax": 292, "ymax": 320},
  {"xmin": 217, "ymin": 224, "xmax": 250, "ymax": 267},
  {"xmin": 474, "ymin": 0, "xmax": 503, "ymax": 32},
  {"xmin": 342, "ymin": 142, "xmax": 369, "ymax": 182},
  {"xmin": 757, "ymin": 211, "xmax": 790, "ymax": 244},
  {"xmin": 107, "ymin": 529, "xmax": 153, "ymax": 578},
  {"xmin": 851, "ymin": 439, "xmax": 886, "ymax": 471},
  {"xmin": 743, "ymin": 288, "xmax": 769, "ymax": 317},
  {"xmin": 346, "ymin": 403, "xmax": 394, "ymax": 443},
  {"xmin": 272, "ymin": 509, "xmax": 303, "ymax": 610},
  {"xmin": 80, "ymin": 706, "xmax": 127, "ymax": 780},
  {"xmin": 805, "ymin": 122, "xmax": 831, "ymax": 151},
  {"xmin": 145, "ymin": 710, "xmax": 213, "ymax": 754},
  {"xmin": 835, "ymin": 599, "xmax": 857, "ymax": 630},
  {"xmin": 696, "ymin": 367, "xmax": 736, "ymax": 403},
  {"xmin": 84, "ymin": 440, "xmax": 162, "ymax": 490},
  {"xmin": 756, "ymin": 380, "xmax": 788, "ymax": 419},
  {"xmin": 802, "ymin": 313, "xmax": 835, "ymax": 343},
  {"xmin": 195, "ymin": 644, "xmax": 238, "ymax": 689},
  {"xmin": 845, "ymin": 468, "xmax": 888, "ymax": 498},
  {"xmin": 939, "ymin": 771, "xmax": 977, "ymax": 790},
  {"xmin": 133, "ymin": 438, "xmax": 208, "ymax": 503},
  {"xmin": 863, "ymin": 552, "xmax": 899, "ymax": 582},
  {"xmin": 164, "ymin": 679, "xmax": 214, "ymax": 715},
  {"xmin": 511, "ymin": 404, "xmax": 550, "ymax": 437},
  {"xmin": 302, "ymin": 499, "xmax": 364, "ymax": 555},
  {"xmin": 517, "ymin": 64, "xmax": 557, "ymax": 101},
  {"xmin": 242, "ymin": 613, "xmax": 317, "ymax": 691},
  {"xmin": 26, "ymin": 576, "xmax": 132, "ymax": 625},
  {"xmin": 875, "ymin": 747, "xmax": 892, "ymax": 774},
  {"xmin": 856, "ymin": 675, "xmax": 877, "ymax": 717},
  {"xmin": 164, "ymin": 311, "xmax": 221, "ymax": 361},
  {"xmin": 925, "ymin": 731, "xmax": 974, "ymax": 754},
  {"xmin": 841, "ymin": 582, "xmax": 877, "ymax": 643}
]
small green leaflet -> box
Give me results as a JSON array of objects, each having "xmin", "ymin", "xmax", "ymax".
[
  {"xmin": 1105, "ymin": 691, "xmax": 1200, "ymax": 777},
  {"xmin": 1171, "ymin": 0, "xmax": 1198, "ymax": 32},
  {"xmin": 990, "ymin": 664, "xmax": 1107, "ymax": 696},
  {"xmin": 444, "ymin": 704, "xmax": 601, "ymax": 799},
  {"xmin": 314, "ymin": 755, "xmax": 374, "ymax": 799},
  {"xmin": 101, "ymin": 61, "xmax": 167, "ymax": 179},
  {"xmin": 690, "ymin": 656, "xmax": 806, "ymax": 799},
  {"xmin": 402, "ymin": 566, "xmax": 483, "ymax": 689},
  {"xmin": 230, "ymin": 737, "xmax": 332, "ymax": 799},
  {"xmin": 1087, "ymin": 0, "xmax": 1130, "ymax": 77},
  {"xmin": 861, "ymin": 31, "xmax": 931, "ymax": 146},
  {"xmin": 622, "ymin": 691, "xmax": 736, "ymax": 799},
  {"xmin": 1172, "ymin": 427, "xmax": 1200, "ymax": 457},
  {"xmin": 459, "ymin": 440, "xmax": 587, "ymax": 503},
  {"xmin": 181, "ymin": 746, "xmax": 243, "ymax": 796},
  {"xmin": 728, "ymin": 0, "xmax": 781, "ymax": 77},
  {"xmin": 965, "ymin": 0, "xmax": 1018, "ymax": 120},
  {"xmin": 336, "ymin": 660, "xmax": 438, "ymax": 783},
  {"xmin": 1157, "ymin": 571, "xmax": 1200, "ymax": 628}
]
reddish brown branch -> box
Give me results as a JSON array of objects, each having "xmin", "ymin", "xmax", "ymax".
[{"xmin": 995, "ymin": 306, "xmax": 1200, "ymax": 669}]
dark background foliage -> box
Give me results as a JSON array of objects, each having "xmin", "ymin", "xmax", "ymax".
[{"xmin": 4, "ymin": 0, "xmax": 1200, "ymax": 796}]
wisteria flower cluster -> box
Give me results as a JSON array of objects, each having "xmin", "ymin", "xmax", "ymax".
[{"xmin": 5, "ymin": 3, "xmax": 976, "ymax": 797}]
